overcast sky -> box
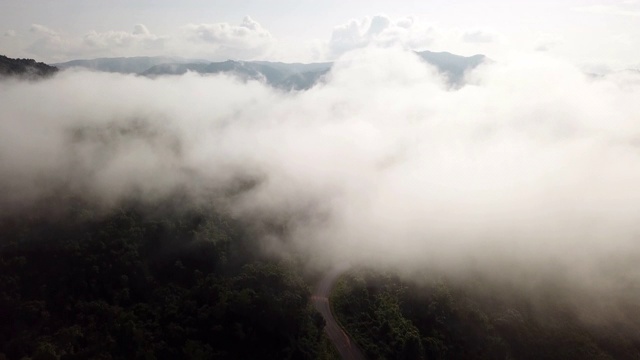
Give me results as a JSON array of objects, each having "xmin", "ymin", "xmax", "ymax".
[{"xmin": 1, "ymin": 0, "xmax": 639, "ymax": 70}]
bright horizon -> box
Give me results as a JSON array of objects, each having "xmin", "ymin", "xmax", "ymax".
[{"xmin": 1, "ymin": 0, "xmax": 639, "ymax": 72}]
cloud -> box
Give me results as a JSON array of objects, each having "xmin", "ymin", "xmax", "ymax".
[
  {"xmin": 22, "ymin": 17, "xmax": 276, "ymax": 62},
  {"xmin": 26, "ymin": 24, "xmax": 73, "ymax": 58},
  {"xmin": 462, "ymin": 30, "xmax": 499, "ymax": 43},
  {"xmin": 329, "ymin": 15, "xmax": 436, "ymax": 57},
  {"xmin": 133, "ymin": 24, "xmax": 150, "ymax": 36},
  {"xmin": 2, "ymin": 48, "xmax": 640, "ymax": 315},
  {"xmin": 24, "ymin": 23, "xmax": 168, "ymax": 61},
  {"xmin": 19, "ymin": 16, "xmax": 501, "ymax": 64},
  {"xmin": 183, "ymin": 16, "xmax": 273, "ymax": 59},
  {"xmin": 82, "ymin": 24, "xmax": 166, "ymax": 52},
  {"xmin": 4, "ymin": 30, "xmax": 16, "ymax": 37},
  {"xmin": 574, "ymin": 4, "xmax": 640, "ymax": 17},
  {"xmin": 30, "ymin": 24, "xmax": 59, "ymax": 37},
  {"xmin": 534, "ymin": 33, "xmax": 563, "ymax": 52}
]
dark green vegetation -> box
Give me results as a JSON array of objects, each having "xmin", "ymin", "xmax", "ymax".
[
  {"xmin": 4, "ymin": 196, "xmax": 640, "ymax": 360},
  {"xmin": 0, "ymin": 55, "xmax": 58, "ymax": 79},
  {"xmin": 0, "ymin": 197, "xmax": 330, "ymax": 360},
  {"xmin": 332, "ymin": 270, "xmax": 640, "ymax": 360}
]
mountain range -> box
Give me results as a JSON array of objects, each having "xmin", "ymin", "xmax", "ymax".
[
  {"xmin": 54, "ymin": 56, "xmax": 209, "ymax": 75},
  {"xmin": 54, "ymin": 51, "xmax": 486, "ymax": 90}
]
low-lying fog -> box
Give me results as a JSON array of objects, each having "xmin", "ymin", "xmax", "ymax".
[{"xmin": 2, "ymin": 48, "xmax": 640, "ymax": 317}]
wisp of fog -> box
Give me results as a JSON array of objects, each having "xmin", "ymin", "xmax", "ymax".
[{"xmin": 2, "ymin": 48, "xmax": 640, "ymax": 308}]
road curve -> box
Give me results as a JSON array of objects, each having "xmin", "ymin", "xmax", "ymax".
[{"xmin": 312, "ymin": 265, "xmax": 366, "ymax": 360}]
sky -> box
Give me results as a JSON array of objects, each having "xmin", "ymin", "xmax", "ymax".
[{"xmin": 1, "ymin": 0, "xmax": 639, "ymax": 70}]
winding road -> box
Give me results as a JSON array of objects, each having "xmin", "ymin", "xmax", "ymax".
[{"xmin": 312, "ymin": 265, "xmax": 366, "ymax": 360}]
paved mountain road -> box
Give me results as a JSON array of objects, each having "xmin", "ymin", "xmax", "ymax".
[{"xmin": 312, "ymin": 265, "xmax": 366, "ymax": 360}]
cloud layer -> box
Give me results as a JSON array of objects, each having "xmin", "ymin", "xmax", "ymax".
[
  {"xmin": 329, "ymin": 15, "xmax": 436, "ymax": 57},
  {"xmin": 183, "ymin": 16, "xmax": 273, "ymax": 59},
  {"xmin": 14, "ymin": 15, "xmax": 497, "ymax": 63},
  {"xmin": 25, "ymin": 23, "xmax": 166, "ymax": 60},
  {"xmin": 2, "ymin": 48, "xmax": 640, "ymax": 304},
  {"xmin": 18, "ymin": 17, "xmax": 274, "ymax": 62}
]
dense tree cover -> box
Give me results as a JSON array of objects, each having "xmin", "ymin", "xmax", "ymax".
[
  {"xmin": 0, "ymin": 55, "xmax": 58, "ymax": 79},
  {"xmin": 0, "ymin": 197, "xmax": 330, "ymax": 360},
  {"xmin": 332, "ymin": 269, "xmax": 640, "ymax": 360}
]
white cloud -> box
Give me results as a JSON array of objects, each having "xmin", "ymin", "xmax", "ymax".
[
  {"xmin": 133, "ymin": 24, "xmax": 150, "ymax": 36},
  {"xmin": 4, "ymin": 29, "xmax": 16, "ymax": 37},
  {"xmin": 183, "ymin": 16, "xmax": 273, "ymax": 59},
  {"xmin": 329, "ymin": 15, "xmax": 436, "ymax": 57},
  {"xmin": 462, "ymin": 30, "xmax": 499, "ymax": 43},
  {"xmin": 27, "ymin": 24, "xmax": 73, "ymax": 59},
  {"xmin": 30, "ymin": 24, "xmax": 59, "ymax": 37},
  {"xmin": 574, "ymin": 4, "xmax": 640, "ymax": 17},
  {"xmin": 24, "ymin": 23, "xmax": 166, "ymax": 60},
  {"xmin": 22, "ymin": 17, "xmax": 276, "ymax": 62},
  {"xmin": 534, "ymin": 33, "xmax": 563, "ymax": 52},
  {"xmin": 82, "ymin": 24, "xmax": 165, "ymax": 52}
]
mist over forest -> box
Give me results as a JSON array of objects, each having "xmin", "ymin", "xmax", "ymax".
[{"xmin": 2, "ymin": 46, "xmax": 640, "ymax": 359}]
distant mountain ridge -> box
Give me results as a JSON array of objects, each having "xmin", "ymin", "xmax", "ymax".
[
  {"xmin": 418, "ymin": 51, "xmax": 486, "ymax": 82},
  {"xmin": 54, "ymin": 56, "xmax": 209, "ymax": 74},
  {"xmin": 142, "ymin": 59, "xmax": 333, "ymax": 90},
  {"xmin": 54, "ymin": 51, "xmax": 487, "ymax": 90},
  {"xmin": 143, "ymin": 51, "xmax": 485, "ymax": 90},
  {"xmin": 0, "ymin": 54, "xmax": 58, "ymax": 79}
]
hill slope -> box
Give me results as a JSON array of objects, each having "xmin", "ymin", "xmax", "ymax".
[{"xmin": 0, "ymin": 55, "xmax": 58, "ymax": 79}]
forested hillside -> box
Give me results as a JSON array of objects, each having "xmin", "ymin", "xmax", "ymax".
[
  {"xmin": 0, "ymin": 55, "xmax": 58, "ymax": 79},
  {"xmin": 0, "ymin": 196, "xmax": 330, "ymax": 359},
  {"xmin": 332, "ymin": 270, "xmax": 640, "ymax": 360}
]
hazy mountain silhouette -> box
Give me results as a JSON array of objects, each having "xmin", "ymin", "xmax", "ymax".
[
  {"xmin": 54, "ymin": 56, "xmax": 209, "ymax": 74},
  {"xmin": 55, "ymin": 51, "xmax": 487, "ymax": 90},
  {"xmin": 142, "ymin": 59, "xmax": 333, "ymax": 90},
  {"xmin": 142, "ymin": 51, "xmax": 486, "ymax": 89},
  {"xmin": 416, "ymin": 50, "xmax": 486, "ymax": 83}
]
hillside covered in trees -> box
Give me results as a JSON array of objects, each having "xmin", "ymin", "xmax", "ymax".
[
  {"xmin": 6, "ymin": 191, "xmax": 637, "ymax": 360},
  {"xmin": 332, "ymin": 269, "xmax": 640, "ymax": 360},
  {"xmin": 0, "ymin": 196, "xmax": 332, "ymax": 360},
  {"xmin": 0, "ymin": 55, "xmax": 58, "ymax": 79}
]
